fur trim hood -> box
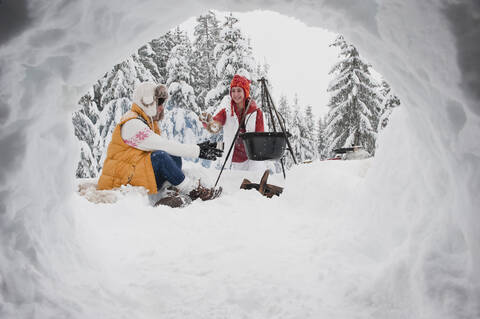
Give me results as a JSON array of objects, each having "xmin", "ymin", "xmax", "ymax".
[{"xmin": 132, "ymin": 82, "xmax": 168, "ymax": 117}]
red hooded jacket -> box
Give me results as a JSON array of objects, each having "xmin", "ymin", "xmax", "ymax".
[{"xmin": 213, "ymin": 98, "xmax": 264, "ymax": 162}]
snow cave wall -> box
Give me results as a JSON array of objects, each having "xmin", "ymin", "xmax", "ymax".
[{"xmin": 0, "ymin": 0, "xmax": 479, "ymax": 318}]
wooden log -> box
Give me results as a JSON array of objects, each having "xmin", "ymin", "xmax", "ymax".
[
  {"xmin": 239, "ymin": 170, "xmax": 283, "ymax": 198},
  {"xmin": 258, "ymin": 170, "xmax": 270, "ymax": 195},
  {"xmin": 240, "ymin": 179, "xmax": 259, "ymax": 190}
]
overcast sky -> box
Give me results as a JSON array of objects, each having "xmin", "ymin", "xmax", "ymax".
[{"xmin": 180, "ymin": 10, "xmax": 340, "ymax": 119}]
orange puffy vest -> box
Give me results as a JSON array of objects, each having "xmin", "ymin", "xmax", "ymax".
[{"xmin": 97, "ymin": 103, "xmax": 161, "ymax": 194}]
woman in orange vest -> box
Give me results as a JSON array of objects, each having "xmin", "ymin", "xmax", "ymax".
[{"xmin": 97, "ymin": 82, "xmax": 223, "ymax": 207}]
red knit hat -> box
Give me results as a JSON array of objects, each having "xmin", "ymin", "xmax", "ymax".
[{"xmin": 230, "ymin": 74, "xmax": 250, "ymax": 100}]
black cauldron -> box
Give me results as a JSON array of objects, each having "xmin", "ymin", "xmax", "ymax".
[{"xmin": 239, "ymin": 132, "xmax": 292, "ymax": 161}]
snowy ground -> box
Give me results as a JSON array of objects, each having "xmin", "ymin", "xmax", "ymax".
[{"xmin": 70, "ymin": 159, "xmax": 390, "ymax": 319}]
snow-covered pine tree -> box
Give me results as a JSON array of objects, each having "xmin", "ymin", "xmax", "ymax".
[
  {"xmin": 324, "ymin": 35, "xmax": 381, "ymax": 156},
  {"xmin": 377, "ymin": 80, "xmax": 400, "ymax": 131},
  {"xmin": 302, "ymin": 105, "xmax": 317, "ymax": 161},
  {"xmin": 137, "ymin": 42, "xmax": 164, "ymax": 83},
  {"xmin": 288, "ymin": 94, "xmax": 304, "ymax": 163},
  {"xmin": 316, "ymin": 117, "xmax": 327, "ymax": 160},
  {"xmin": 192, "ymin": 11, "xmax": 221, "ymax": 110},
  {"xmin": 289, "ymin": 99, "xmax": 316, "ymax": 164},
  {"xmin": 254, "ymin": 62, "xmax": 268, "ymax": 101},
  {"xmin": 255, "ymin": 60, "xmax": 275, "ymax": 130},
  {"xmin": 166, "ymin": 27, "xmax": 200, "ymax": 114},
  {"xmin": 246, "ymin": 38, "xmax": 262, "ymax": 103},
  {"xmin": 205, "ymin": 13, "xmax": 256, "ymax": 112},
  {"xmin": 277, "ymin": 94, "xmax": 292, "ymax": 129},
  {"xmin": 147, "ymin": 30, "xmax": 176, "ymax": 82},
  {"xmin": 73, "ymin": 92, "xmax": 100, "ymax": 178},
  {"xmin": 275, "ymin": 94, "xmax": 295, "ymax": 167}
]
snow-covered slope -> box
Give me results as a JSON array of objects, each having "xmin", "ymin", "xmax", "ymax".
[{"xmin": 1, "ymin": 1, "xmax": 479, "ymax": 319}]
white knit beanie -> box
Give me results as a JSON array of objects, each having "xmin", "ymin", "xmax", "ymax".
[{"xmin": 133, "ymin": 82, "xmax": 157, "ymax": 117}]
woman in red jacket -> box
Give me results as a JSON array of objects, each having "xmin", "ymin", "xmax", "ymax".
[{"xmin": 200, "ymin": 74, "xmax": 265, "ymax": 171}]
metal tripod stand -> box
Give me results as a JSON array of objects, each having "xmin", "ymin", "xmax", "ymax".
[
  {"xmin": 214, "ymin": 77, "xmax": 298, "ymax": 187},
  {"xmin": 258, "ymin": 77, "xmax": 298, "ymax": 178}
]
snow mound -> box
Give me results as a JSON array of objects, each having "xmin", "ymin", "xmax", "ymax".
[{"xmin": 77, "ymin": 179, "xmax": 149, "ymax": 204}]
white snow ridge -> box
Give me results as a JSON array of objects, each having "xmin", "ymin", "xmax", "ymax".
[{"xmin": 0, "ymin": 1, "xmax": 479, "ymax": 319}]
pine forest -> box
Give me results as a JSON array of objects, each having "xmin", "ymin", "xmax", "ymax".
[{"xmin": 72, "ymin": 11, "xmax": 400, "ymax": 178}]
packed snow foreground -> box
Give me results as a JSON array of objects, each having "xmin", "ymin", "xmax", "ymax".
[
  {"xmin": 1, "ymin": 0, "xmax": 480, "ymax": 319},
  {"xmin": 73, "ymin": 159, "xmax": 373, "ymax": 318}
]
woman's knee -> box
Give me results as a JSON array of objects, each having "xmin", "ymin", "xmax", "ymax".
[
  {"xmin": 151, "ymin": 151, "xmax": 182, "ymax": 172},
  {"xmin": 171, "ymin": 155, "xmax": 182, "ymax": 168},
  {"xmin": 151, "ymin": 150, "xmax": 168, "ymax": 161}
]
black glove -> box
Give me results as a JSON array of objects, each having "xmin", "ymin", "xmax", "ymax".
[{"xmin": 198, "ymin": 141, "xmax": 223, "ymax": 160}]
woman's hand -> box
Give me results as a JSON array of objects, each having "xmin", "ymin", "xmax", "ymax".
[
  {"xmin": 199, "ymin": 112, "xmax": 212, "ymax": 124},
  {"xmin": 197, "ymin": 141, "xmax": 223, "ymax": 160},
  {"xmin": 199, "ymin": 112, "xmax": 222, "ymax": 133}
]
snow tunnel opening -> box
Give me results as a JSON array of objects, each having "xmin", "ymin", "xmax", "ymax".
[{"xmin": 2, "ymin": 2, "xmax": 479, "ymax": 319}]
